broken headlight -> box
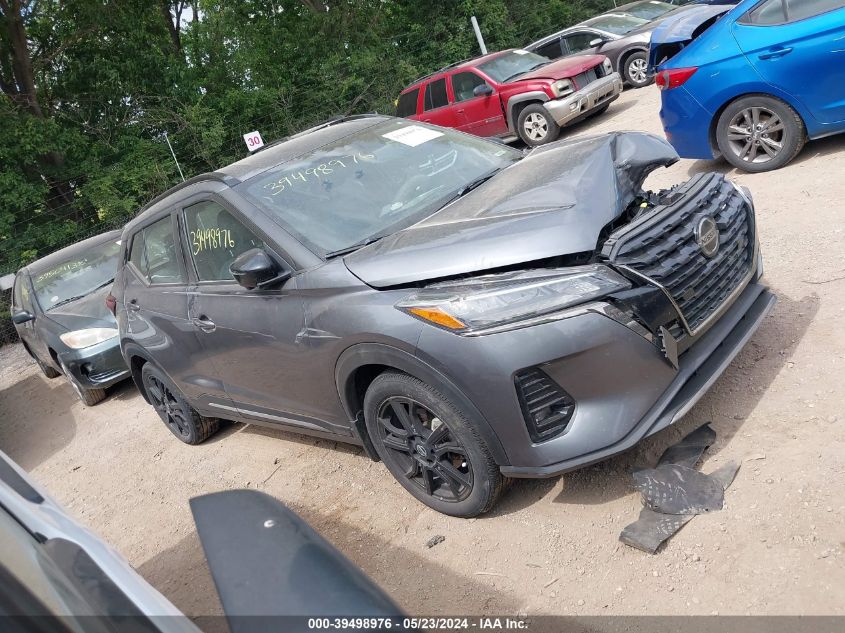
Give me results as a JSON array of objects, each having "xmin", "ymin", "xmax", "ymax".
[
  {"xmin": 396, "ymin": 265, "xmax": 630, "ymax": 334},
  {"xmin": 551, "ymin": 79, "xmax": 574, "ymax": 97}
]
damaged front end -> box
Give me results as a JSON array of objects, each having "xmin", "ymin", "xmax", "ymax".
[{"xmin": 359, "ymin": 132, "xmax": 763, "ymax": 372}]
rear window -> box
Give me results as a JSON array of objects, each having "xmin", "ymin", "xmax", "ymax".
[
  {"xmin": 395, "ymin": 88, "xmax": 419, "ymax": 117},
  {"xmin": 742, "ymin": 0, "xmax": 845, "ymax": 24},
  {"xmin": 423, "ymin": 78, "xmax": 449, "ymax": 111},
  {"xmin": 583, "ymin": 14, "xmax": 648, "ymax": 35}
]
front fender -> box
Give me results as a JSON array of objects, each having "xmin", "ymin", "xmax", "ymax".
[{"xmin": 334, "ymin": 342, "xmax": 510, "ymax": 466}]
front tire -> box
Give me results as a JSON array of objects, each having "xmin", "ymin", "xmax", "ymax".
[
  {"xmin": 517, "ymin": 104, "xmax": 560, "ymax": 147},
  {"xmin": 36, "ymin": 356, "xmax": 61, "ymax": 379},
  {"xmin": 716, "ymin": 95, "xmax": 806, "ymax": 173},
  {"xmin": 363, "ymin": 371, "xmax": 503, "ymax": 518},
  {"xmin": 623, "ymin": 51, "xmax": 651, "ymax": 88},
  {"xmin": 141, "ymin": 363, "xmax": 219, "ymax": 444},
  {"xmin": 59, "ymin": 359, "xmax": 106, "ymax": 406}
]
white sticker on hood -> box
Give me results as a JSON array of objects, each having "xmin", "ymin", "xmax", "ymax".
[{"xmin": 382, "ymin": 125, "xmax": 443, "ymax": 147}]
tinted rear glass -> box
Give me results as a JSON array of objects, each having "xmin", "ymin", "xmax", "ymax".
[
  {"xmin": 583, "ymin": 14, "xmax": 649, "ymax": 34},
  {"xmin": 396, "ymin": 88, "xmax": 419, "ymax": 117},
  {"xmin": 424, "ymin": 78, "xmax": 449, "ymax": 111}
]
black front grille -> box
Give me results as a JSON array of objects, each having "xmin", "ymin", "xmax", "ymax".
[
  {"xmin": 573, "ymin": 66, "xmax": 600, "ymax": 90},
  {"xmin": 515, "ymin": 369, "xmax": 576, "ymax": 443},
  {"xmin": 606, "ymin": 173, "xmax": 753, "ymax": 334}
]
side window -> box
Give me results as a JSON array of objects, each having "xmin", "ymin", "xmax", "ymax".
[
  {"xmin": 534, "ymin": 38, "xmax": 563, "ymax": 60},
  {"xmin": 13, "ymin": 274, "xmax": 33, "ymax": 312},
  {"xmin": 423, "ymin": 78, "xmax": 449, "ymax": 111},
  {"xmin": 786, "ymin": 0, "xmax": 845, "ymax": 21},
  {"xmin": 183, "ymin": 200, "xmax": 264, "ymax": 282},
  {"xmin": 743, "ymin": 0, "xmax": 787, "ymax": 24},
  {"xmin": 129, "ymin": 216, "xmax": 184, "ymax": 284},
  {"xmin": 12, "ymin": 274, "xmax": 23, "ymax": 308},
  {"xmin": 564, "ymin": 32, "xmax": 598, "ymax": 54},
  {"xmin": 395, "ymin": 88, "xmax": 420, "ymax": 117},
  {"xmin": 452, "ymin": 72, "xmax": 489, "ymax": 102}
]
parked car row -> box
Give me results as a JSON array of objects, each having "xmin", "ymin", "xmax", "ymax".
[{"xmin": 11, "ymin": 0, "xmax": 843, "ymax": 518}]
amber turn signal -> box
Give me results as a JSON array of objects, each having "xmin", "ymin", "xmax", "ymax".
[{"xmin": 407, "ymin": 307, "xmax": 466, "ymax": 330}]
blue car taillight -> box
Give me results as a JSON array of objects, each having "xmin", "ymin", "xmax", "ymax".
[{"xmin": 656, "ymin": 67, "xmax": 698, "ymax": 91}]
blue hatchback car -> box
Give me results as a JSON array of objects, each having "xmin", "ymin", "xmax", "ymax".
[{"xmin": 651, "ymin": 0, "xmax": 845, "ymax": 172}]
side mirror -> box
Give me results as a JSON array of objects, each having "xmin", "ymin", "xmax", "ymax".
[
  {"xmin": 230, "ymin": 248, "xmax": 291, "ymax": 290},
  {"xmin": 589, "ymin": 38, "xmax": 605, "ymax": 48},
  {"xmin": 473, "ymin": 84, "xmax": 493, "ymax": 97},
  {"xmin": 11, "ymin": 310, "xmax": 35, "ymax": 325}
]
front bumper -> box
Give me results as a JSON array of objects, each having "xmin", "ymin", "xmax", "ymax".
[
  {"xmin": 502, "ymin": 283, "xmax": 775, "ymax": 477},
  {"xmin": 58, "ymin": 336, "xmax": 130, "ymax": 390},
  {"xmin": 544, "ymin": 72, "xmax": 623, "ymax": 127},
  {"xmin": 415, "ymin": 279, "xmax": 774, "ymax": 479}
]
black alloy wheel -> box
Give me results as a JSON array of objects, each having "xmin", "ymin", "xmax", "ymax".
[
  {"xmin": 363, "ymin": 371, "xmax": 503, "ymax": 517},
  {"xmin": 141, "ymin": 363, "xmax": 219, "ymax": 444},
  {"xmin": 146, "ymin": 373, "xmax": 193, "ymax": 441},
  {"xmin": 374, "ymin": 396, "xmax": 473, "ymax": 503}
]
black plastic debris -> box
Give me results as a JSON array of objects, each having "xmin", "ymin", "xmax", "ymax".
[{"xmin": 619, "ymin": 423, "xmax": 740, "ymax": 553}]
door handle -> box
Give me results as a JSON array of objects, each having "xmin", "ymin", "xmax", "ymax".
[
  {"xmin": 192, "ymin": 315, "xmax": 216, "ymax": 333},
  {"xmin": 457, "ymin": 109, "xmax": 465, "ymax": 114},
  {"xmin": 127, "ymin": 299, "xmax": 141, "ymax": 312},
  {"xmin": 758, "ymin": 47, "xmax": 793, "ymax": 60}
]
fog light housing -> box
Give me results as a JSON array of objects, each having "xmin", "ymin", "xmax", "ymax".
[{"xmin": 515, "ymin": 368, "xmax": 576, "ymax": 443}]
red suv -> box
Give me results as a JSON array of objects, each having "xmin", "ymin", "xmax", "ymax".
[{"xmin": 396, "ymin": 49, "xmax": 623, "ymax": 146}]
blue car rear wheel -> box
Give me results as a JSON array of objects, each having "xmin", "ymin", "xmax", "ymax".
[{"xmin": 716, "ymin": 95, "xmax": 806, "ymax": 173}]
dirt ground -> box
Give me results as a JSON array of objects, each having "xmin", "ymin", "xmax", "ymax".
[{"xmin": 1, "ymin": 86, "xmax": 844, "ymax": 621}]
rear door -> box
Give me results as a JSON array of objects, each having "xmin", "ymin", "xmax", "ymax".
[
  {"xmin": 734, "ymin": 0, "xmax": 845, "ymax": 124},
  {"xmin": 561, "ymin": 30, "xmax": 604, "ymax": 56},
  {"xmin": 533, "ymin": 36, "xmax": 565, "ymax": 60},
  {"xmin": 419, "ymin": 77, "xmax": 459, "ymax": 129},
  {"xmin": 121, "ymin": 213, "xmax": 216, "ymax": 407},
  {"xmin": 450, "ymin": 70, "xmax": 507, "ymax": 137},
  {"xmin": 179, "ymin": 198, "xmax": 339, "ymax": 434}
]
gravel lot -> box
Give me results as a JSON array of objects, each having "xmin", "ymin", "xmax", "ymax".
[{"xmin": 1, "ymin": 85, "xmax": 844, "ymax": 620}]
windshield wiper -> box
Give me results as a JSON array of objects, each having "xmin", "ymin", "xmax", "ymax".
[
  {"xmin": 324, "ymin": 236, "xmax": 386, "ymax": 259},
  {"xmin": 47, "ymin": 278, "xmax": 115, "ymax": 310},
  {"xmin": 436, "ymin": 168, "xmax": 503, "ymax": 210}
]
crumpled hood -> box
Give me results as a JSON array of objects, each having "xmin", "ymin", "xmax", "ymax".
[
  {"xmin": 345, "ymin": 132, "xmax": 679, "ymax": 288},
  {"xmin": 650, "ymin": 5, "xmax": 730, "ymax": 45},
  {"xmin": 44, "ymin": 284, "xmax": 117, "ymax": 332},
  {"xmin": 512, "ymin": 54, "xmax": 607, "ymax": 81}
]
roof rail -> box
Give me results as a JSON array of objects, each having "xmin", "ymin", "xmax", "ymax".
[
  {"xmin": 136, "ymin": 172, "xmax": 239, "ymax": 216},
  {"xmin": 253, "ymin": 113, "xmax": 383, "ymax": 153},
  {"xmin": 406, "ymin": 57, "xmax": 479, "ymax": 88}
]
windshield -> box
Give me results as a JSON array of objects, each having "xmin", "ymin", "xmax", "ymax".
[
  {"xmin": 235, "ymin": 120, "xmax": 522, "ymax": 256},
  {"xmin": 32, "ymin": 238, "xmax": 121, "ymax": 311},
  {"xmin": 622, "ymin": 1, "xmax": 674, "ymax": 20},
  {"xmin": 584, "ymin": 14, "xmax": 650, "ymax": 35},
  {"xmin": 477, "ymin": 50, "xmax": 551, "ymax": 83}
]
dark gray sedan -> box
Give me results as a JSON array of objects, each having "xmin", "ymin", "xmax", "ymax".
[
  {"xmin": 10, "ymin": 230, "xmax": 129, "ymax": 405},
  {"xmin": 525, "ymin": 5, "xmax": 700, "ymax": 88}
]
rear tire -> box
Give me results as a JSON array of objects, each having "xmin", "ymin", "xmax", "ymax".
[
  {"xmin": 58, "ymin": 359, "xmax": 106, "ymax": 406},
  {"xmin": 141, "ymin": 363, "xmax": 219, "ymax": 444},
  {"xmin": 623, "ymin": 51, "xmax": 651, "ymax": 88},
  {"xmin": 363, "ymin": 371, "xmax": 504, "ymax": 518},
  {"xmin": 716, "ymin": 94, "xmax": 805, "ymax": 173},
  {"xmin": 516, "ymin": 104, "xmax": 560, "ymax": 147}
]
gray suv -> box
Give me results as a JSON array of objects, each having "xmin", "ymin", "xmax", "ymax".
[{"xmin": 113, "ymin": 115, "xmax": 775, "ymax": 517}]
